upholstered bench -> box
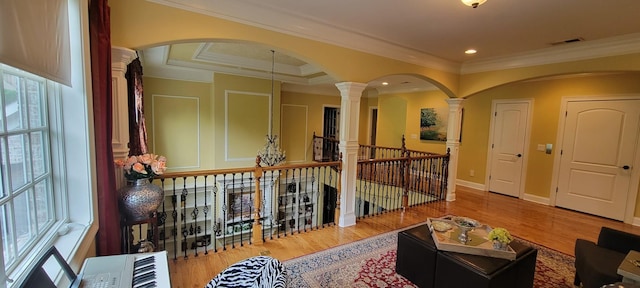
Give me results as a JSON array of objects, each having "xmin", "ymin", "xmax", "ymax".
[
  {"xmin": 396, "ymin": 224, "xmax": 438, "ymax": 288},
  {"xmin": 434, "ymin": 240, "xmax": 538, "ymax": 288}
]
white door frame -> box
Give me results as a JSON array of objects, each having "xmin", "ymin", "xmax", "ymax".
[
  {"xmin": 550, "ymin": 95, "xmax": 640, "ymax": 224},
  {"xmin": 484, "ymin": 99, "xmax": 534, "ymax": 199}
]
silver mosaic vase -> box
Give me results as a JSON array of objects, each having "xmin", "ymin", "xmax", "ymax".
[
  {"xmin": 119, "ymin": 178, "xmax": 164, "ymax": 221},
  {"xmin": 492, "ymin": 240, "xmax": 509, "ymax": 250}
]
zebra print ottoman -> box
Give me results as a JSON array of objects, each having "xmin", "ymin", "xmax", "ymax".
[{"xmin": 205, "ymin": 256, "xmax": 287, "ymax": 288}]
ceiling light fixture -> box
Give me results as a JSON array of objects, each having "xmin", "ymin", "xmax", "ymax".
[
  {"xmin": 465, "ymin": 49, "xmax": 477, "ymax": 55},
  {"xmin": 461, "ymin": 0, "xmax": 486, "ymax": 8},
  {"xmin": 257, "ymin": 50, "xmax": 286, "ymax": 166}
]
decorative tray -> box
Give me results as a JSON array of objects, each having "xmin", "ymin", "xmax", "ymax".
[{"xmin": 427, "ymin": 215, "xmax": 516, "ymax": 260}]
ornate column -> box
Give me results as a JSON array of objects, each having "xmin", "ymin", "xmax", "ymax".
[
  {"xmin": 111, "ymin": 47, "xmax": 137, "ymax": 187},
  {"xmin": 445, "ymin": 98, "xmax": 465, "ymax": 201},
  {"xmin": 335, "ymin": 82, "xmax": 367, "ymax": 227}
]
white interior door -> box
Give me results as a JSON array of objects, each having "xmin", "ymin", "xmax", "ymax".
[
  {"xmin": 555, "ymin": 100, "xmax": 640, "ymax": 221},
  {"xmin": 488, "ymin": 102, "xmax": 530, "ymax": 197}
]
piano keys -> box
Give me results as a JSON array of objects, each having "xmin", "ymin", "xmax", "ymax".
[{"xmin": 79, "ymin": 251, "xmax": 170, "ymax": 288}]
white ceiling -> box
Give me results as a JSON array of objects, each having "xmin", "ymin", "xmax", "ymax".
[{"xmin": 141, "ymin": 0, "xmax": 640, "ymax": 96}]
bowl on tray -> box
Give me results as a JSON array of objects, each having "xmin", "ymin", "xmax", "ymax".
[{"xmin": 451, "ymin": 216, "xmax": 481, "ymax": 244}]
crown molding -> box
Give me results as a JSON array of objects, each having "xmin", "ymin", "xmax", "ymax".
[
  {"xmin": 283, "ymin": 83, "xmax": 340, "ymax": 96},
  {"xmin": 147, "ymin": 0, "xmax": 461, "ymax": 73},
  {"xmin": 195, "ymin": 43, "xmax": 318, "ymax": 76},
  {"xmin": 461, "ymin": 33, "xmax": 640, "ymax": 74},
  {"xmin": 375, "ymin": 84, "xmax": 438, "ymax": 96},
  {"xmin": 144, "ymin": 63, "xmax": 214, "ymax": 83},
  {"xmin": 146, "ymin": 1, "xmax": 640, "ymax": 89}
]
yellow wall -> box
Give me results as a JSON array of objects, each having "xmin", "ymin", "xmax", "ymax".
[
  {"xmin": 359, "ymin": 97, "xmax": 379, "ymax": 145},
  {"xmin": 458, "ymin": 73, "xmax": 640, "ymax": 203},
  {"xmin": 144, "ymin": 73, "xmax": 281, "ymax": 170},
  {"xmin": 376, "ymin": 95, "xmax": 407, "ymax": 148},
  {"xmin": 460, "ymin": 55, "xmax": 640, "ymax": 97},
  {"xmin": 143, "ymin": 77, "xmax": 214, "ymax": 171},
  {"xmin": 213, "ymin": 74, "xmax": 281, "ymax": 168},
  {"xmin": 281, "ymin": 91, "xmax": 341, "ymax": 162},
  {"xmin": 376, "ymin": 90, "xmax": 449, "ymax": 154}
]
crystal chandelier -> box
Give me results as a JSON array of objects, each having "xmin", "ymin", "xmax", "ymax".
[{"xmin": 257, "ymin": 50, "xmax": 286, "ymax": 166}]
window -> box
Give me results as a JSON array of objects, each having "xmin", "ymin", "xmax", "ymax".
[
  {"xmin": 0, "ymin": 65, "xmax": 56, "ymax": 273},
  {"xmin": 0, "ymin": 0, "xmax": 97, "ymax": 286}
]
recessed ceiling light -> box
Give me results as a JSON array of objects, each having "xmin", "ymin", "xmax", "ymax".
[
  {"xmin": 465, "ymin": 49, "xmax": 477, "ymax": 55},
  {"xmin": 382, "ymin": 82, "xmax": 389, "ymax": 86}
]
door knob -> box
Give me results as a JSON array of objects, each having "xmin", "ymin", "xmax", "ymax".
[
  {"xmin": 516, "ymin": 154, "xmax": 522, "ymax": 158},
  {"xmin": 621, "ymin": 165, "xmax": 631, "ymax": 170}
]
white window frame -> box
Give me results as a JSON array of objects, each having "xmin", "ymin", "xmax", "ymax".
[{"xmin": 2, "ymin": 0, "xmax": 98, "ymax": 286}]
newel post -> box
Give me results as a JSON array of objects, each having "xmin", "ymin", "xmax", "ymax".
[{"xmin": 252, "ymin": 156, "xmax": 264, "ymax": 245}]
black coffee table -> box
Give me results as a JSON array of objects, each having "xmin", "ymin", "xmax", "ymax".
[{"xmin": 396, "ymin": 224, "xmax": 538, "ymax": 288}]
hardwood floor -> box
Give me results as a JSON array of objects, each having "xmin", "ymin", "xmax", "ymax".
[{"xmin": 168, "ymin": 186, "xmax": 640, "ymax": 288}]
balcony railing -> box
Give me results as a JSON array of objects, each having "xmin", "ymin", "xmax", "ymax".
[
  {"xmin": 312, "ymin": 134, "xmax": 449, "ymax": 218},
  {"xmin": 150, "ymin": 158, "xmax": 341, "ymax": 260},
  {"xmin": 312, "ymin": 133, "xmax": 340, "ymax": 162},
  {"xmin": 126, "ymin": 136, "xmax": 448, "ymax": 260},
  {"xmin": 355, "ymin": 151, "xmax": 449, "ymax": 218}
]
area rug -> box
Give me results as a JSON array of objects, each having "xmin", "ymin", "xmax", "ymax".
[{"xmin": 283, "ymin": 226, "xmax": 575, "ymax": 288}]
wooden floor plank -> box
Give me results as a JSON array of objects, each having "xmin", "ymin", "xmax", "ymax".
[{"xmin": 168, "ymin": 186, "xmax": 640, "ymax": 288}]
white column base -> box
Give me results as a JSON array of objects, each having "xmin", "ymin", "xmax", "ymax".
[{"xmin": 339, "ymin": 213, "xmax": 356, "ymax": 227}]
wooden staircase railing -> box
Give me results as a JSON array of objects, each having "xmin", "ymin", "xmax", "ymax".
[
  {"xmin": 147, "ymin": 156, "xmax": 341, "ymax": 260},
  {"xmin": 311, "ymin": 133, "xmax": 450, "ymax": 218}
]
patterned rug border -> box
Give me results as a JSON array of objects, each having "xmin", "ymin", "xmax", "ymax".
[
  {"xmin": 284, "ymin": 222, "xmax": 424, "ymax": 264},
  {"xmin": 283, "ymin": 221, "xmax": 576, "ymax": 288},
  {"xmin": 510, "ymin": 233, "xmax": 575, "ymax": 259}
]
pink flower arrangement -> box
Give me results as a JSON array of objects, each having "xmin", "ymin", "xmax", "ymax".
[{"xmin": 115, "ymin": 153, "xmax": 167, "ymax": 181}]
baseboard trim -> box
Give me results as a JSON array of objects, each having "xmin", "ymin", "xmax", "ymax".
[
  {"xmin": 458, "ymin": 180, "xmax": 640, "ymax": 226},
  {"xmin": 522, "ymin": 193, "xmax": 551, "ymax": 206},
  {"xmin": 456, "ymin": 179, "xmax": 485, "ymax": 191}
]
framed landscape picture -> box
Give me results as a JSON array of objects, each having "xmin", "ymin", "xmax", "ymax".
[{"xmin": 420, "ymin": 107, "xmax": 448, "ymax": 141}]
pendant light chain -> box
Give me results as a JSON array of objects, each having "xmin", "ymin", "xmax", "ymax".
[
  {"xmin": 257, "ymin": 49, "xmax": 286, "ymax": 166},
  {"xmin": 270, "ymin": 49, "xmax": 275, "ymax": 136}
]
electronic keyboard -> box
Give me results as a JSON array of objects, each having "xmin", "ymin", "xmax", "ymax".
[{"xmin": 78, "ymin": 251, "xmax": 170, "ymax": 288}]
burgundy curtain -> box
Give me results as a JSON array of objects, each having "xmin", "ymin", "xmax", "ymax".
[
  {"xmin": 126, "ymin": 58, "xmax": 148, "ymax": 156},
  {"xmin": 89, "ymin": 0, "xmax": 121, "ymax": 255}
]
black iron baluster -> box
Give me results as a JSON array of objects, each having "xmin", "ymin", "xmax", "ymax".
[
  {"xmin": 311, "ymin": 167, "xmax": 317, "ymax": 230},
  {"xmin": 170, "ymin": 181, "xmax": 178, "ymax": 260},
  {"xmin": 212, "ymin": 175, "xmax": 218, "ymax": 253},
  {"xmin": 181, "ymin": 180, "xmax": 188, "ymax": 260},
  {"xmin": 221, "ymin": 174, "xmax": 228, "ymax": 251},
  {"xmin": 246, "ymin": 174, "xmax": 252, "ymax": 246},
  {"xmin": 231, "ymin": 174, "xmax": 237, "ymax": 249},
  {"xmin": 203, "ymin": 175, "xmax": 209, "ymax": 255},
  {"xmin": 191, "ymin": 176, "xmax": 199, "ymax": 257},
  {"xmin": 158, "ymin": 179, "xmax": 167, "ymax": 256},
  {"xmin": 268, "ymin": 170, "xmax": 275, "ymax": 240}
]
